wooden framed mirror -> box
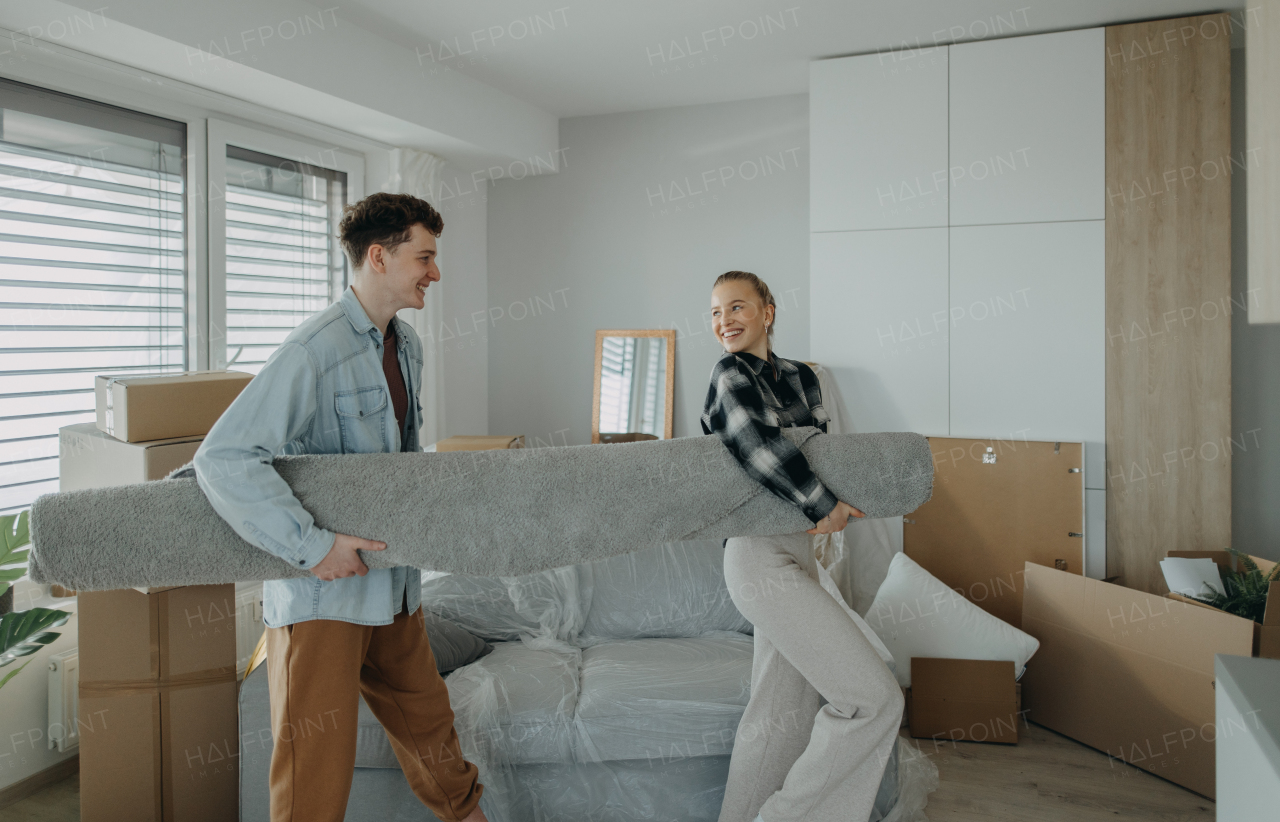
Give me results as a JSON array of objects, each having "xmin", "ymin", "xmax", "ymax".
[{"xmin": 592, "ymin": 329, "xmax": 676, "ymax": 443}]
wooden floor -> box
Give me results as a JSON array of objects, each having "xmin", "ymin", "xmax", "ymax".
[
  {"xmin": 911, "ymin": 722, "xmax": 1214, "ymax": 822},
  {"xmin": 0, "ymin": 723, "xmax": 1215, "ymax": 821}
]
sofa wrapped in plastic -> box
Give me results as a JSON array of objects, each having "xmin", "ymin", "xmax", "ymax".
[{"xmin": 239, "ymin": 539, "xmax": 938, "ymax": 821}]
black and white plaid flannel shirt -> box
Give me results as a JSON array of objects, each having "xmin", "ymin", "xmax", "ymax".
[{"xmin": 700, "ymin": 349, "xmax": 838, "ymax": 524}]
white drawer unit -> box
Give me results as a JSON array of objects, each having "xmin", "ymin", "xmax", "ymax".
[
  {"xmin": 948, "ymin": 221, "xmax": 1106, "ymax": 489},
  {"xmin": 810, "ymin": 47, "xmax": 949, "ymax": 232},
  {"xmin": 949, "ymin": 28, "xmax": 1105, "ymax": 226},
  {"xmin": 810, "ymin": 227, "xmax": 950, "ymax": 436},
  {"xmin": 811, "ymin": 27, "xmax": 1107, "ymax": 576}
]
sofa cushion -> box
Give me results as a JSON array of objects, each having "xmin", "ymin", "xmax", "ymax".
[
  {"xmin": 583, "ymin": 540, "xmax": 752, "ymax": 639},
  {"xmin": 574, "ymin": 635, "xmax": 753, "ymax": 762},
  {"xmin": 422, "ymin": 609, "xmax": 494, "ymax": 674}
]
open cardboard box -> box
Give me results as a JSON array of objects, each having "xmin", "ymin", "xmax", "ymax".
[
  {"xmin": 1020, "ymin": 554, "xmax": 1278, "ymax": 800},
  {"xmin": 1163, "ymin": 550, "xmax": 1280, "ymax": 660}
]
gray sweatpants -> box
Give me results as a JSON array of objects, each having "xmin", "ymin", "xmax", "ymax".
[{"xmin": 718, "ymin": 532, "xmax": 904, "ymax": 822}]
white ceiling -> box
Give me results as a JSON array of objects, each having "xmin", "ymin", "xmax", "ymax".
[{"xmin": 335, "ymin": 0, "xmax": 1231, "ymax": 117}]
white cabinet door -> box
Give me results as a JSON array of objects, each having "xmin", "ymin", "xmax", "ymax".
[
  {"xmin": 811, "ymin": 48, "xmax": 949, "ymax": 232},
  {"xmin": 811, "ymin": 228, "xmax": 949, "ymax": 436},
  {"xmin": 949, "ymin": 221, "xmax": 1105, "ymax": 488},
  {"xmin": 949, "ymin": 28, "xmax": 1104, "ymax": 226}
]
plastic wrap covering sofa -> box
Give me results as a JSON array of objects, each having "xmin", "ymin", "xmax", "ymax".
[{"xmin": 239, "ymin": 539, "xmax": 937, "ymax": 821}]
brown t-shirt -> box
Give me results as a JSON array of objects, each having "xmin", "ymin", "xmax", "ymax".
[{"xmin": 383, "ymin": 324, "xmax": 409, "ymax": 449}]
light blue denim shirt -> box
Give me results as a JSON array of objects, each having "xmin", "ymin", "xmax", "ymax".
[{"xmin": 194, "ymin": 287, "xmax": 423, "ymax": 628}]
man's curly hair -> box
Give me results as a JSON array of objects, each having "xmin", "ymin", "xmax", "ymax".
[{"xmin": 339, "ymin": 192, "xmax": 444, "ymax": 269}]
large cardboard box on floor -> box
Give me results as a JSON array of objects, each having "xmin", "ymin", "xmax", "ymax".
[
  {"xmin": 78, "ymin": 585, "xmax": 238, "ymax": 822},
  {"xmin": 95, "ymin": 370, "xmax": 252, "ymax": 442},
  {"xmin": 60, "ymin": 423, "xmax": 202, "ymax": 491},
  {"xmin": 1020, "ymin": 559, "xmax": 1278, "ymax": 799}
]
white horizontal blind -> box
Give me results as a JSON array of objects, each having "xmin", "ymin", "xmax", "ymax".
[
  {"xmin": 224, "ymin": 146, "xmax": 346, "ymax": 375},
  {"xmin": 0, "ymin": 79, "xmax": 185, "ymax": 516},
  {"xmin": 635, "ymin": 338, "xmax": 663, "ymax": 436},
  {"xmin": 598, "ymin": 335, "xmax": 635, "ymax": 434}
]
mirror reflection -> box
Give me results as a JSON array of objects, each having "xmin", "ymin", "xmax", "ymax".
[
  {"xmin": 593, "ymin": 330, "xmax": 675, "ymax": 443},
  {"xmin": 599, "ymin": 336, "xmax": 666, "ymax": 436}
]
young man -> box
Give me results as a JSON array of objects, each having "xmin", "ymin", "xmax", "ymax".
[{"xmin": 194, "ymin": 193, "xmax": 488, "ymax": 822}]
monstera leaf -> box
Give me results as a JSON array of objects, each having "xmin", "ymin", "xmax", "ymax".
[
  {"xmin": 0, "ymin": 511, "xmax": 29, "ymax": 596},
  {"xmin": 0, "ymin": 607, "xmax": 70, "ymax": 689}
]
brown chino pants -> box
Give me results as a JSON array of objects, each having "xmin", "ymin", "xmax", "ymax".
[{"xmin": 265, "ymin": 607, "xmax": 483, "ymax": 822}]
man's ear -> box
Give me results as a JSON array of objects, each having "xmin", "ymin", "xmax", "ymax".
[{"xmin": 365, "ymin": 243, "xmax": 386, "ymax": 274}]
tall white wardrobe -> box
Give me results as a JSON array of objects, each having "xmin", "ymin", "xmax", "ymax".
[{"xmin": 810, "ymin": 29, "xmax": 1107, "ymax": 579}]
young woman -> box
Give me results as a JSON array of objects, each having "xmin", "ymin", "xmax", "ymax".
[{"xmin": 702, "ymin": 271, "xmax": 903, "ymax": 822}]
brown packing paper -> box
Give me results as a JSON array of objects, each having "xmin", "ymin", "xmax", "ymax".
[
  {"xmin": 78, "ymin": 585, "xmax": 238, "ymax": 822},
  {"xmin": 907, "ymin": 658, "xmax": 1020, "ymax": 744},
  {"xmin": 1020, "ymin": 562, "xmax": 1255, "ymax": 799}
]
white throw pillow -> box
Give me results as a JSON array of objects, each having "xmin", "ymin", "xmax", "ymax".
[{"xmin": 865, "ymin": 552, "xmax": 1040, "ymax": 688}]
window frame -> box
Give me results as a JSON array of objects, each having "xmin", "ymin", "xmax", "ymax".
[{"xmin": 205, "ymin": 119, "xmax": 364, "ymax": 371}]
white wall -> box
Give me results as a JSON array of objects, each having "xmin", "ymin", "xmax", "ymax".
[
  {"xmin": 1231, "ymin": 48, "xmax": 1280, "ymax": 564},
  {"xmin": 486, "ymin": 94, "xmax": 810, "ymax": 444},
  {"xmin": 435, "ymin": 163, "xmax": 490, "ymax": 438}
]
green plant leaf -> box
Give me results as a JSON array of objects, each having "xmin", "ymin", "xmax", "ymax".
[
  {"xmin": 0, "ymin": 608, "xmax": 70, "ymax": 668},
  {"xmin": 0, "ymin": 511, "xmax": 31, "ymax": 596},
  {"xmin": 0, "ymin": 511, "xmax": 29, "ymax": 557},
  {"xmin": 0, "ymin": 660, "xmax": 31, "ymax": 690}
]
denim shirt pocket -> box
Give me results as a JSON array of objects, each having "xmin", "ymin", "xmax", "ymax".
[{"xmin": 335, "ymin": 386, "xmax": 388, "ymax": 453}]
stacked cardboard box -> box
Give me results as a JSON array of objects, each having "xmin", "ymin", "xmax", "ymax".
[
  {"xmin": 64, "ymin": 371, "xmax": 250, "ymax": 820},
  {"xmin": 77, "ymin": 585, "xmax": 238, "ymax": 822}
]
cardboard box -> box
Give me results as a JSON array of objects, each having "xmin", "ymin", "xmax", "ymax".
[
  {"xmin": 1164, "ymin": 550, "xmax": 1280, "ymax": 660},
  {"xmin": 1020, "ymin": 561, "xmax": 1260, "ymax": 798},
  {"xmin": 906, "ymin": 658, "xmax": 1021, "ymax": 744},
  {"xmin": 60, "ymin": 423, "xmax": 202, "ymax": 492},
  {"xmin": 95, "ymin": 371, "xmax": 252, "ymax": 442},
  {"xmin": 434, "ymin": 435, "xmax": 525, "ymax": 452},
  {"xmin": 78, "ymin": 585, "xmax": 238, "ymax": 822}
]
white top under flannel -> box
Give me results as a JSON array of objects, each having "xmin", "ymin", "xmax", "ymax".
[{"xmin": 700, "ymin": 350, "xmax": 838, "ymax": 524}]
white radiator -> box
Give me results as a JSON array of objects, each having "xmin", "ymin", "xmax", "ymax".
[{"xmin": 47, "ymin": 648, "xmax": 79, "ymax": 753}]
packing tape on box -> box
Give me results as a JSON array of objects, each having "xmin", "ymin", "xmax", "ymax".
[
  {"xmin": 102, "ymin": 376, "xmax": 117, "ymax": 436},
  {"xmin": 78, "ymin": 668, "xmax": 239, "ymax": 697}
]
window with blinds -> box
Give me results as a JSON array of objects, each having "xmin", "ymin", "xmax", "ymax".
[
  {"xmin": 223, "ymin": 146, "xmax": 346, "ymax": 375},
  {"xmin": 0, "ymin": 79, "xmax": 185, "ymax": 517}
]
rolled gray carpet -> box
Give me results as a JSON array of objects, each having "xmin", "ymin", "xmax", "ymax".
[{"xmin": 29, "ymin": 428, "xmax": 932, "ymax": 591}]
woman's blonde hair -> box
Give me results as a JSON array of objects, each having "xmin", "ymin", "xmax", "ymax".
[{"xmin": 713, "ymin": 270, "xmax": 777, "ymax": 350}]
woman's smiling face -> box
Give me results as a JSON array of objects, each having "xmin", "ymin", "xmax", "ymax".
[{"xmin": 711, "ymin": 280, "xmax": 773, "ymax": 358}]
